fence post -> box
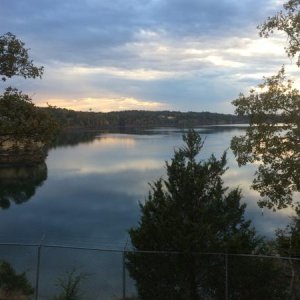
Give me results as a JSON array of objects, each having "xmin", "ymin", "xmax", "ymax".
[
  {"xmin": 225, "ymin": 253, "xmax": 228, "ymax": 300},
  {"xmin": 122, "ymin": 251, "xmax": 126, "ymax": 300},
  {"xmin": 35, "ymin": 234, "xmax": 45, "ymax": 300}
]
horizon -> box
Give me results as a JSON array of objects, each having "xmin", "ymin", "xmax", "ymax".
[{"xmin": 42, "ymin": 105, "xmax": 244, "ymax": 115}]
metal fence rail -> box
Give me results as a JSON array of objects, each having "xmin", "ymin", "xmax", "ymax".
[{"xmin": 0, "ymin": 241, "xmax": 299, "ymax": 299}]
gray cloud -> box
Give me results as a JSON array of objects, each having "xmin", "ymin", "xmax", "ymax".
[
  {"xmin": 0, "ymin": 0, "xmax": 287, "ymax": 113},
  {"xmin": 1, "ymin": 0, "xmax": 278, "ymax": 64}
]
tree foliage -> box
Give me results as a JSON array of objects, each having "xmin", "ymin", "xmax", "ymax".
[
  {"xmin": 0, "ymin": 32, "xmax": 43, "ymax": 81},
  {"xmin": 42, "ymin": 107, "xmax": 248, "ymax": 131},
  {"xmin": 231, "ymin": 0, "xmax": 300, "ymax": 210},
  {"xmin": 0, "ymin": 87, "xmax": 60, "ymax": 143},
  {"xmin": 0, "ymin": 33, "xmax": 60, "ymax": 164},
  {"xmin": 259, "ymin": 0, "xmax": 300, "ymax": 66},
  {"xmin": 127, "ymin": 131, "xmax": 283, "ymax": 299},
  {"xmin": 231, "ymin": 68, "xmax": 300, "ymax": 209},
  {"xmin": 0, "ymin": 260, "xmax": 34, "ymax": 298},
  {"xmin": 275, "ymin": 205, "xmax": 300, "ymax": 297},
  {"xmin": 0, "ymin": 33, "xmax": 58, "ymax": 144}
]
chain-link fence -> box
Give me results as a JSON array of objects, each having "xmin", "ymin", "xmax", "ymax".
[{"xmin": 0, "ymin": 242, "xmax": 299, "ymax": 299}]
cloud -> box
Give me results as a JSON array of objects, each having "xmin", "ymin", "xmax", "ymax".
[
  {"xmin": 41, "ymin": 96, "xmax": 168, "ymax": 112},
  {"xmin": 1, "ymin": 0, "xmax": 282, "ymax": 66},
  {"xmin": 0, "ymin": 0, "xmax": 289, "ymax": 113},
  {"xmin": 66, "ymin": 65, "xmax": 180, "ymax": 80}
]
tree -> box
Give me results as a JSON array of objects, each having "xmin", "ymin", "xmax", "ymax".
[
  {"xmin": 259, "ymin": 0, "xmax": 300, "ymax": 66},
  {"xmin": 54, "ymin": 269, "xmax": 87, "ymax": 300},
  {"xmin": 0, "ymin": 260, "xmax": 34, "ymax": 298},
  {"xmin": 0, "ymin": 33, "xmax": 60, "ymax": 165},
  {"xmin": 231, "ymin": 68, "xmax": 300, "ymax": 209},
  {"xmin": 275, "ymin": 205, "xmax": 300, "ymax": 298},
  {"xmin": 0, "ymin": 32, "xmax": 43, "ymax": 81},
  {"xmin": 231, "ymin": 0, "xmax": 300, "ymax": 209},
  {"xmin": 0, "ymin": 87, "xmax": 60, "ymax": 165},
  {"xmin": 127, "ymin": 131, "xmax": 284, "ymax": 299},
  {"xmin": 0, "ymin": 87, "xmax": 60, "ymax": 143}
]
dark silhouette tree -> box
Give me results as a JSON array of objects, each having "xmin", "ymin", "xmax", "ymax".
[
  {"xmin": 0, "ymin": 32, "xmax": 43, "ymax": 81},
  {"xmin": 0, "ymin": 260, "xmax": 34, "ymax": 298},
  {"xmin": 231, "ymin": 0, "xmax": 300, "ymax": 210},
  {"xmin": 0, "ymin": 87, "xmax": 60, "ymax": 144},
  {"xmin": 54, "ymin": 269, "xmax": 87, "ymax": 300},
  {"xmin": 231, "ymin": 68, "xmax": 300, "ymax": 209},
  {"xmin": 127, "ymin": 131, "xmax": 285, "ymax": 299},
  {"xmin": 276, "ymin": 205, "xmax": 300, "ymax": 298},
  {"xmin": 0, "ymin": 32, "xmax": 60, "ymax": 164},
  {"xmin": 259, "ymin": 0, "xmax": 300, "ymax": 66}
]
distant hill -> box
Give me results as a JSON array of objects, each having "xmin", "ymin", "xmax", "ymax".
[{"xmin": 42, "ymin": 107, "xmax": 248, "ymax": 130}]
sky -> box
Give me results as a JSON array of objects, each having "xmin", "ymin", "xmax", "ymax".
[{"xmin": 1, "ymin": 0, "xmax": 298, "ymax": 113}]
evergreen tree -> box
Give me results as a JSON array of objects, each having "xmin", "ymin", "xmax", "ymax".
[{"xmin": 127, "ymin": 130, "xmax": 285, "ymax": 299}]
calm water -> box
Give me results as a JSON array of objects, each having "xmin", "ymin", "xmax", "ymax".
[{"xmin": 0, "ymin": 126, "xmax": 294, "ymax": 298}]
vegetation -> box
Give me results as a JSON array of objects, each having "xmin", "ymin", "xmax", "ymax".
[
  {"xmin": 45, "ymin": 107, "xmax": 248, "ymax": 130},
  {"xmin": 231, "ymin": 0, "xmax": 300, "ymax": 210},
  {"xmin": 275, "ymin": 207, "xmax": 300, "ymax": 299},
  {"xmin": 231, "ymin": 68, "xmax": 300, "ymax": 209},
  {"xmin": 127, "ymin": 131, "xmax": 285, "ymax": 299},
  {"xmin": 0, "ymin": 32, "xmax": 60, "ymax": 165},
  {"xmin": 0, "ymin": 87, "xmax": 60, "ymax": 143},
  {"xmin": 54, "ymin": 269, "xmax": 87, "ymax": 300},
  {"xmin": 0, "ymin": 32, "xmax": 43, "ymax": 81},
  {"xmin": 231, "ymin": 2, "xmax": 300, "ymax": 292},
  {"xmin": 0, "ymin": 260, "xmax": 34, "ymax": 299},
  {"xmin": 259, "ymin": 0, "xmax": 300, "ymax": 66}
]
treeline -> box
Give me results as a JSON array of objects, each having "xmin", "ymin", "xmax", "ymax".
[{"xmin": 43, "ymin": 107, "xmax": 248, "ymax": 130}]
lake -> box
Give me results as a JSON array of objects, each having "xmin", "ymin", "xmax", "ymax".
[{"xmin": 0, "ymin": 126, "xmax": 294, "ymax": 299}]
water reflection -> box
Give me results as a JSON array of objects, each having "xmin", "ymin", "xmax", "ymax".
[
  {"xmin": 0, "ymin": 163, "xmax": 47, "ymax": 209},
  {"xmin": 0, "ymin": 130, "xmax": 99, "ymax": 209},
  {"xmin": 51, "ymin": 130, "xmax": 99, "ymax": 148},
  {"xmin": 96, "ymin": 135, "xmax": 137, "ymax": 148},
  {"xmin": 147, "ymin": 124, "xmax": 248, "ymax": 135},
  {"xmin": 51, "ymin": 128, "xmax": 157, "ymax": 149}
]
